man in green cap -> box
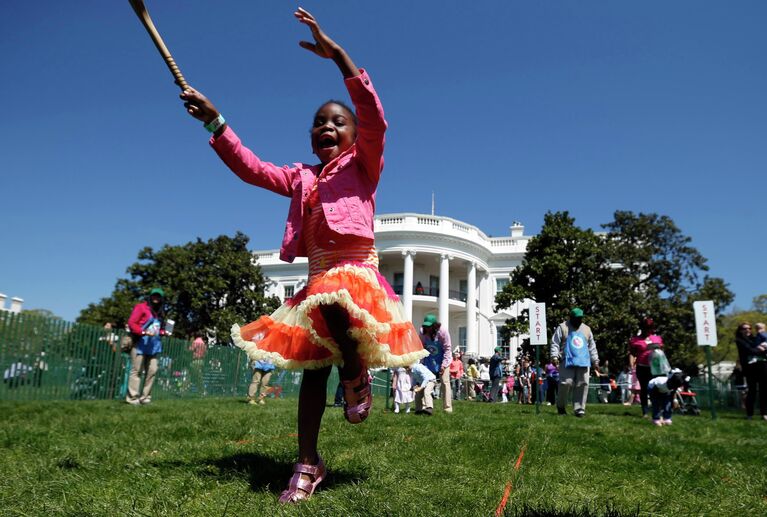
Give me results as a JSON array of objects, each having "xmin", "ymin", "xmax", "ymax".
[
  {"xmin": 419, "ymin": 314, "xmax": 454, "ymax": 413},
  {"xmin": 550, "ymin": 308, "xmax": 600, "ymax": 417}
]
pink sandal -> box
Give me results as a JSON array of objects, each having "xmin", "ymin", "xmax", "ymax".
[
  {"xmin": 278, "ymin": 457, "xmax": 326, "ymax": 504},
  {"xmin": 342, "ymin": 370, "xmax": 372, "ymax": 424}
]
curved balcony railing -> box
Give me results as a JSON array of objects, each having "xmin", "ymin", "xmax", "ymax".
[{"xmin": 391, "ymin": 285, "xmax": 469, "ymax": 303}]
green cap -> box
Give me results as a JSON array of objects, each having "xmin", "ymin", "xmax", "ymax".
[
  {"xmin": 570, "ymin": 307, "xmax": 584, "ymax": 318},
  {"xmin": 422, "ymin": 314, "xmax": 438, "ymax": 327},
  {"xmin": 149, "ymin": 288, "xmax": 165, "ymax": 298},
  {"xmin": 494, "ymin": 346, "xmax": 503, "ymax": 353}
]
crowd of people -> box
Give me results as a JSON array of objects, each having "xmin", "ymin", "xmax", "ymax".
[{"xmin": 381, "ymin": 310, "xmax": 723, "ymax": 430}]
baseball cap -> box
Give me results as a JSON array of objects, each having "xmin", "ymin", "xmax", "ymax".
[
  {"xmin": 570, "ymin": 308, "xmax": 584, "ymax": 318},
  {"xmin": 422, "ymin": 314, "xmax": 438, "ymax": 327}
]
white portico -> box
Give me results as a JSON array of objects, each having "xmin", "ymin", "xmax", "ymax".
[{"xmin": 252, "ymin": 213, "xmax": 530, "ymax": 362}]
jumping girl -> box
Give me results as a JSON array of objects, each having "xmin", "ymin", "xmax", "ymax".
[{"xmin": 180, "ymin": 8, "xmax": 426, "ymax": 503}]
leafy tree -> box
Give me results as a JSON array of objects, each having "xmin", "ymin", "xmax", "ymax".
[
  {"xmin": 78, "ymin": 232, "xmax": 280, "ymax": 343},
  {"xmin": 495, "ymin": 211, "xmax": 611, "ymax": 357},
  {"xmin": 21, "ymin": 308, "xmax": 62, "ymax": 320},
  {"xmin": 495, "ymin": 211, "xmax": 734, "ymax": 374},
  {"xmin": 603, "ymin": 213, "xmax": 733, "ymax": 371},
  {"xmin": 753, "ymin": 294, "xmax": 767, "ymax": 314}
]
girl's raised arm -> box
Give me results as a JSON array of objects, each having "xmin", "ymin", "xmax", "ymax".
[{"xmin": 295, "ymin": 7, "xmax": 360, "ymax": 79}]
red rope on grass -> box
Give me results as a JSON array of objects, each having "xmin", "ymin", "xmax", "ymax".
[
  {"xmin": 496, "ymin": 481, "xmax": 513, "ymax": 517},
  {"xmin": 494, "ymin": 444, "xmax": 527, "ymax": 517}
]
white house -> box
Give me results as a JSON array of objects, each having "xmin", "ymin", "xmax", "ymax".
[{"xmin": 252, "ymin": 213, "xmax": 531, "ymax": 364}]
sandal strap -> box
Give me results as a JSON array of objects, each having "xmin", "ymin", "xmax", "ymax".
[
  {"xmin": 344, "ymin": 383, "xmax": 370, "ymax": 399},
  {"xmin": 290, "ymin": 477, "xmax": 314, "ymax": 493},
  {"xmin": 341, "ymin": 370, "xmax": 369, "ymax": 389},
  {"xmin": 293, "ymin": 461, "xmax": 323, "ymax": 477},
  {"xmin": 342, "ymin": 371, "xmax": 371, "ymax": 400}
]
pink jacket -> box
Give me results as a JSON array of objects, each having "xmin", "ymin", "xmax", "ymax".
[
  {"xmin": 629, "ymin": 334, "xmax": 664, "ymax": 366},
  {"xmin": 210, "ymin": 70, "xmax": 386, "ymax": 263},
  {"xmin": 128, "ymin": 302, "xmax": 162, "ymax": 336}
]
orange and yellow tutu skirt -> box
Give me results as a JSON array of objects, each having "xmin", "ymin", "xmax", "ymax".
[{"xmin": 231, "ymin": 262, "xmax": 428, "ymax": 370}]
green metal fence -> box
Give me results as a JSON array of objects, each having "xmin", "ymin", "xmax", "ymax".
[
  {"xmin": 0, "ymin": 312, "xmax": 392, "ymax": 403},
  {"xmin": 2, "ymin": 311, "xmax": 750, "ymax": 412}
]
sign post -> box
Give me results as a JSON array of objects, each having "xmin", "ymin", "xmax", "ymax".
[
  {"xmin": 529, "ymin": 302, "xmax": 547, "ymax": 415},
  {"xmin": 693, "ymin": 300, "xmax": 717, "ymax": 420}
]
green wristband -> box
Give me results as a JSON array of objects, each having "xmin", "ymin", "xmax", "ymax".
[{"xmin": 205, "ymin": 114, "xmax": 225, "ymax": 133}]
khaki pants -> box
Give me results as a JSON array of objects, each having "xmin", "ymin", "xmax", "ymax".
[
  {"xmin": 557, "ymin": 366, "xmax": 590, "ymax": 412},
  {"xmin": 467, "ymin": 379, "xmax": 477, "ymax": 399},
  {"xmin": 248, "ymin": 369, "xmax": 273, "ymax": 400},
  {"xmin": 126, "ymin": 347, "xmax": 158, "ymax": 402},
  {"xmin": 440, "ymin": 368, "xmax": 453, "ymax": 411},
  {"xmin": 415, "ymin": 380, "xmax": 436, "ymax": 412}
]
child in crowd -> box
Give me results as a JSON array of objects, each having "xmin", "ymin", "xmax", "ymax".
[
  {"xmin": 411, "ymin": 362, "xmax": 437, "ymax": 415},
  {"xmin": 501, "ymin": 375, "xmax": 509, "ymax": 403},
  {"xmin": 506, "ymin": 371, "xmax": 515, "ymax": 403},
  {"xmin": 617, "ymin": 365, "xmax": 632, "ymax": 405},
  {"xmin": 597, "ymin": 359, "xmax": 611, "ymax": 403},
  {"xmin": 393, "ymin": 366, "xmax": 414, "ymax": 414},
  {"xmin": 648, "ymin": 368, "xmax": 684, "ymax": 426},
  {"xmin": 180, "ymin": 8, "xmax": 426, "ymax": 502},
  {"xmin": 248, "ymin": 359, "xmax": 276, "ymax": 405}
]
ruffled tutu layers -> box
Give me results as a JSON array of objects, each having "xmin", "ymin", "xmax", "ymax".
[{"xmin": 232, "ymin": 262, "xmax": 427, "ymax": 370}]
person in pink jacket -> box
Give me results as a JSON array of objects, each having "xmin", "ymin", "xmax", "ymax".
[
  {"xmin": 628, "ymin": 317, "xmax": 664, "ymax": 417},
  {"xmin": 125, "ymin": 287, "xmax": 167, "ymax": 405},
  {"xmin": 180, "ymin": 8, "xmax": 426, "ymax": 503}
]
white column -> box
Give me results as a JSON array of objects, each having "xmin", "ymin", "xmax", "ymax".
[
  {"xmin": 477, "ymin": 272, "xmax": 489, "ymax": 356},
  {"xmin": 466, "ymin": 261, "xmax": 477, "ymax": 356},
  {"xmin": 439, "ymin": 254, "xmax": 450, "ymax": 329},
  {"xmin": 402, "ymin": 250, "xmax": 415, "ymax": 321}
]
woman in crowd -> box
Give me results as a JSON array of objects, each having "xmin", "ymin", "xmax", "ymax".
[
  {"xmin": 628, "ymin": 317, "xmax": 664, "ymax": 417},
  {"xmin": 735, "ymin": 322, "xmax": 767, "ymax": 420}
]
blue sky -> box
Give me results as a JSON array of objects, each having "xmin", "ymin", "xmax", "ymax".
[{"xmin": 1, "ymin": 1, "xmax": 765, "ymax": 321}]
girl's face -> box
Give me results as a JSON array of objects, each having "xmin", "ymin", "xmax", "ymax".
[{"xmin": 311, "ymin": 103, "xmax": 357, "ymax": 164}]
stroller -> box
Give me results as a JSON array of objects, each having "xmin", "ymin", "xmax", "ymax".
[
  {"xmin": 473, "ymin": 380, "xmax": 492, "ymax": 402},
  {"xmin": 672, "ymin": 376, "xmax": 701, "ymax": 416}
]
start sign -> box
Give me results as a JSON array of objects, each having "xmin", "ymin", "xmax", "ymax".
[
  {"xmin": 529, "ymin": 302, "xmax": 547, "ymax": 346},
  {"xmin": 693, "ymin": 301, "xmax": 717, "ymax": 347}
]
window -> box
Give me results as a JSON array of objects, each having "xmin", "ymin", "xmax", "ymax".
[
  {"xmin": 496, "ymin": 326, "xmax": 509, "ymax": 359},
  {"xmin": 284, "ymin": 285, "xmax": 295, "ymax": 299},
  {"xmin": 391, "ymin": 272, "xmax": 404, "ymax": 295},
  {"xmin": 459, "ymin": 279, "xmax": 468, "ymax": 301},
  {"xmin": 495, "ymin": 277, "xmax": 510, "ymax": 293},
  {"xmin": 429, "ymin": 275, "xmax": 439, "ymax": 296},
  {"xmin": 458, "ymin": 327, "xmax": 467, "ymax": 354}
]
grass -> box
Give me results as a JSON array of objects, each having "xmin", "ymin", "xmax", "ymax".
[{"xmin": 0, "ymin": 397, "xmax": 765, "ymax": 516}]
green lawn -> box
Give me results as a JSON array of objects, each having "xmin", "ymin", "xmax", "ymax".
[{"xmin": 1, "ymin": 397, "xmax": 764, "ymax": 516}]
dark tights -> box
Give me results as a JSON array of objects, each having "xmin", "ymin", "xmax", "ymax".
[
  {"xmin": 636, "ymin": 365, "xmax": 652, "ymax": 416},
  {"xmin": 745, "ymin": 361, "xmax": 767, "ymax": 417},
  {"xmin": 297, "ymin": 303, "xmax": 361, "ymax": 465}
]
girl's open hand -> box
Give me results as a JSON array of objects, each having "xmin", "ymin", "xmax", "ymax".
[
  {"xmin": 179, "ymin": 87, "xmax": 219, "ymax": 124},
  {"xmin": 295, "ymin": 7, "xmax": 340, "ymax": 59}
]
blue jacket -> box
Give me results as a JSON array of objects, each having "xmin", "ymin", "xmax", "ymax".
[{"xmin": 489, "ymin": 353, "xmax": 503, "ymax": 380}]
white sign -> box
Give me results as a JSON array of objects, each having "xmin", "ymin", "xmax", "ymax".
[
  {"xmin": 529, "ymin": 302, "xmax": 548, "ymax": 345},
  {"xmin": 693, "ymin": 301, "xmax": 717, "ymax": 346}
]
